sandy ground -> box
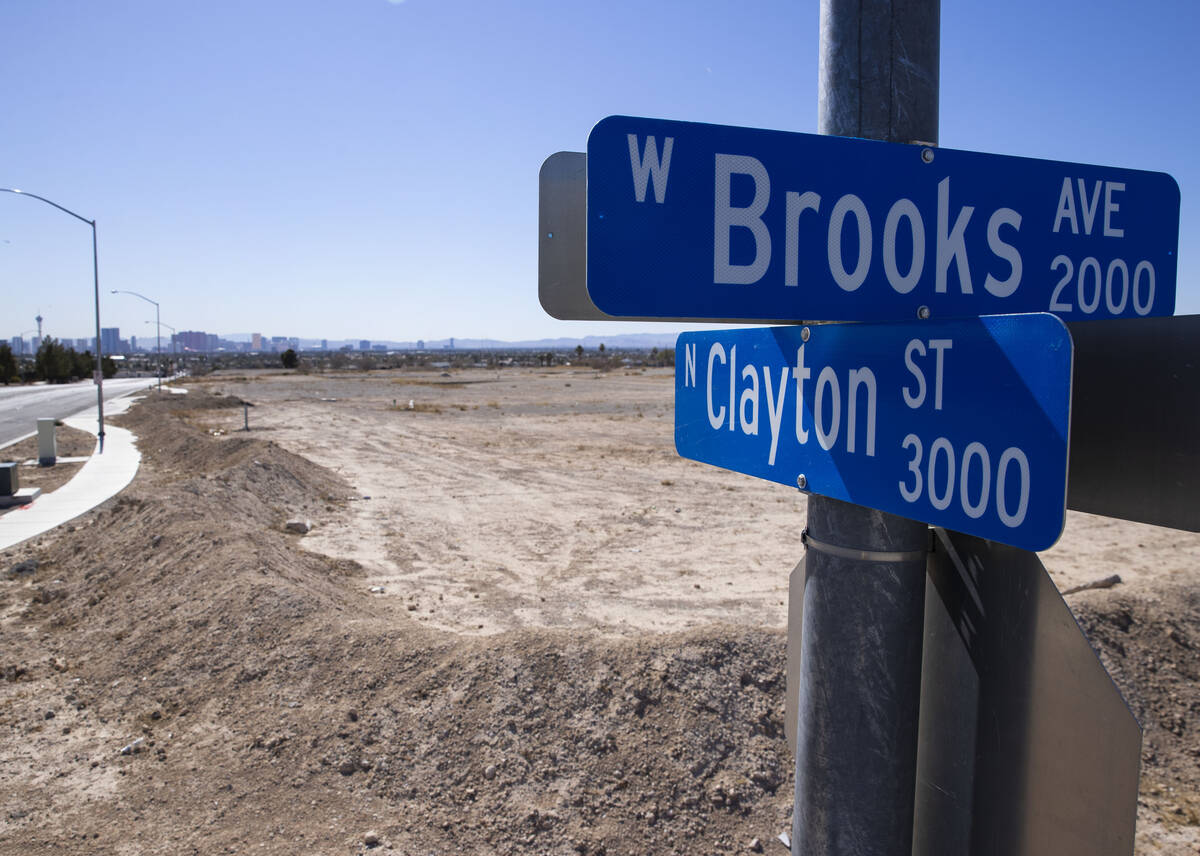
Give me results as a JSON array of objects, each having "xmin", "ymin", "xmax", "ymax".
[
  {"xmin": 192, "ymin": 367, "xmax": 801, "ymax": 637},
  {"xmin": 0, "ymin": 367, "xmax": 1196, "ymax": 855},
  {"xmin": 195, "ymin": 367, "xmax": 1200, "ymax": 630}
]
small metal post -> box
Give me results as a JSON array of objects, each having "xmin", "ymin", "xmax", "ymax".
[
  {"xmin": 0, "ymin": 462, "xmax": 18, "ymax": 496},
  {"xmin": 792, "ymin": 2, "xmax": 940, "ymax": 853},
  {"xmin": 37, "ymin": 418, "xmax": 57, "ymax": 466}
]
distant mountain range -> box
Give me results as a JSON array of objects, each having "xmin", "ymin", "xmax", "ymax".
[{"xmin": 220, "ymin": 332, "xmax": 683, "ymax": 351}]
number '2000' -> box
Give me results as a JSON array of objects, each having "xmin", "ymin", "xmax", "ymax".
[
  {"xmin": 899, "ymin": 435, "xmax": 1031, "ymax": 528},
  {"xmin": 1050, "ymin": 255, "xmax": 1156, "ymax": 316}
]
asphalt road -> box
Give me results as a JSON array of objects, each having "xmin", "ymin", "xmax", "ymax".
[{"xmin": 0, "ymin": 377, "xmax": 157, "ymax": 447}]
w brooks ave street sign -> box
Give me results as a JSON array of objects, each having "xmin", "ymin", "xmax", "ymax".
[
  {"xmin": 675, "ymin": 314, "xmax": 1073, "ymax": 551},
  {"xmin": 587, "ymin": 116, "xmax": 1179, "ymax": 323}
]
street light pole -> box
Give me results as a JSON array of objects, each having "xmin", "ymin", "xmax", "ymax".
[
  {"xmin": 1, "ymin": 188, "xmax": 106, "ymax": 452},
  {"xmin": 158, "ymin": 322, "xmax": 177, "ymax": 355},
  {"xmin": 113, "ymin": 290, "xmax": 161, "ymax": 392},
  {"xmin": 155, "ymin": 321, "xmax": 178, "ymax": 374}
]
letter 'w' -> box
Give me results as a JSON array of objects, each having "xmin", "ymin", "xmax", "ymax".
[{"xmin": 628, "ymin": 134, "xmax": 674, "ymax": 203}]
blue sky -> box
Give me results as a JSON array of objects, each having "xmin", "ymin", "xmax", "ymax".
[{"xmin": 2, "ymin": 0, "xmax": 1197, "ymax": 345}]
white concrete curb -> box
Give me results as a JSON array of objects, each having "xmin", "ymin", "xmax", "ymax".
[{"xmin": 0, "ymin": 398, "xmax": 143, "ymax": 552}]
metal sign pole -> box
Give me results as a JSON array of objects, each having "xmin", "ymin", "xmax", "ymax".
[{"xmin": 792, "ymin": 2, "xmax": 940, "ymax": 853}]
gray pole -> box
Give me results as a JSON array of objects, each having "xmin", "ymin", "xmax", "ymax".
[
  {"xmin": 818, "ymin": 0, "xmax": 939, "ymax": 145},
  {"xmin": 792, "ymin": 2, "xmax": 939, "ymax": 854},
  {"xmin": 112, "ymin": 290, "xmax": 162, "ymax": 390},
  {"xmin": 92, "ymin": 222, "xmax": 105, "ymax": 453}
]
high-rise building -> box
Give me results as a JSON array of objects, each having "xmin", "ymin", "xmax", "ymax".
[
  {"xmin": 320, "ymin": 339, "xmax": 328, "ymax": 350},
  {"xmin": 359, "ymin": 340, "xmax": 371, "ymax": 351},
  {"xmin": 100, "ymin": 328, "xmax": 121, "ymax": 355},
  {"xmin": 129, "ymin": 336, "xmax": 137, "ymax": 352},
  {"xmin": 251, "ymin": 333, "xmax": 263, "ymax": 351},
  {"xmin": 76, "ymin": 338, "xmax": 91, "ymax": 352},
  {"xmin": 177, "ymin": 331, "xmax": 212, "ymax": 351},
  {"xmin": 10, "ymin": 337, "xmax": 23, "ymax": 355},
  {"xmin": 417, "ymin": 340, "xmax": 425, "ymax": 350}
]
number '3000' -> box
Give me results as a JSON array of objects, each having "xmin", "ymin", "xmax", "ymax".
[{"xmin": 899, "ymin": 434, "xmax": 1030, "ymax": 528}]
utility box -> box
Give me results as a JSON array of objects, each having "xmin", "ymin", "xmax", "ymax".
[
  {"xmin": 0, "ymin": 462, "xmax": 17, "ymax": 496},
  {"xmin": 37, "ymin": 418, "xmax": 57, "ymax": 466}
]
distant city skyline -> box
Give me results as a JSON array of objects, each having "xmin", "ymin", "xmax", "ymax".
[
  {"xmin": 2, "ymin": 1, "xmax": 1197, "ymax": 342},
  {"xmin": 5, "ymin": 322, "xmax": 682, "ymax": 354}
]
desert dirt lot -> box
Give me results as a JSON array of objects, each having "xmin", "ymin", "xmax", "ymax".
[{"xmin": 1, "ymin": 366, "xmax": 1198, "ymax": 855}]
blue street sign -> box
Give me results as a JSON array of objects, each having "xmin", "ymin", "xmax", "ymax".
[
  {"xmin": 588, "ymin": 116, "xmax": 1179, "ymax": 323},
  {"xmin": 675, "ymin": 315, "xmax": 1073, "ymax": 551}
]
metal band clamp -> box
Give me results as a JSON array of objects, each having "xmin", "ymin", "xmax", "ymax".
[{"xmin": 801, "ymin": 528, "xmax": 931, "ymax": 563}]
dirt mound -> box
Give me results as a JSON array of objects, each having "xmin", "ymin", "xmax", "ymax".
[
  {"xmin": 2, "ymin": 389, "xmax": 1197, "ymax": 854},
  {"xmin": 1072, "ymin": 586, "xmax": 1200, "ymax": 850},
  {"xmin": 354, "ymin": 629, "xmax": 790, "ymax": 853},
  {"xmin": 0, "ymin": 392, "xmax": 793, "ymax": 855}
]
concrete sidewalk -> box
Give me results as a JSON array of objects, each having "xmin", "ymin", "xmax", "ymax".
[{"xmin": 0, "ymin": 397, "xmax": 142, "ymax": 551}]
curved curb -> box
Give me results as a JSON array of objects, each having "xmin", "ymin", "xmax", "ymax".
[{"xmin": 0, "ymin": 401, "xmax": 142, "ymax": 551}]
